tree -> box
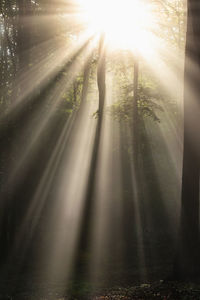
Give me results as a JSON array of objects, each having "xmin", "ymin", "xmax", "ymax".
[
  {"xmin": 72, "ymin": 34, "xmax": 106, "ymax": 280},
  {"xmin": 174, "ymin": 0, "xmax": 200, "ymax": 278},
  {"xmin": 132, "ymin": 57, "xmax": 139, "ymax": 165}
]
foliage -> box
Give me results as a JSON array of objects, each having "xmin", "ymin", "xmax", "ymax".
[{"xmin": 109, "ymin": 82, "xmax": 164, "ymax": 123}]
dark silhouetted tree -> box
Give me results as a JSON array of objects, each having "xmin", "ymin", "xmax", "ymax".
[{"xmin": 174, "ymin": 0, "xmax": 200, "ymax": 278}]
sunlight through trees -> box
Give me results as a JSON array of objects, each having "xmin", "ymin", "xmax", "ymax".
[{"xmin": 0, "ymin": 0, "xmax": 199, "ymax": 299}]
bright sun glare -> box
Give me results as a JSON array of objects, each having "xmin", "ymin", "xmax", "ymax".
[{"xmin": 78, "ymin": 0, "xmax": 156, "ymax": 51}]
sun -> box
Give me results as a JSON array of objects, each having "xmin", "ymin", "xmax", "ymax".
[{"xmin": 78, "ymin": 0, "xmax": 156, "ymax": 52}]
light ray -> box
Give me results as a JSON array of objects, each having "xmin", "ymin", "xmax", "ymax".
[
  {"xmin": 1, "ymin": 31, "xmax": 93, "ymax": 118},
  {"xmin": 1, "ymin": 38, "xmax": 94, "ymax": 196}
]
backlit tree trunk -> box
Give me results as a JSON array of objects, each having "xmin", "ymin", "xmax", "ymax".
[
  {"xmin": 174, "ymin": 0, "xmax": 200, "ymax": 278},
  {"xmin": 133, "ymin": 58, "xmax": 139, "ymax": 164},
  {"xmin": 73, "ymin": 34, "xmax": 106, "ymax": 280}
]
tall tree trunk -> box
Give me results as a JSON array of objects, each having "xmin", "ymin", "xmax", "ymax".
[
  {"xmin": 81, "ymin": 56, "xmax": 92, "ymax": 105},
  {"xmin": 132, "ymin": 59, "xmax": 139, "ymax": 165},
  {"xmin": 97, "ymin": 34, "xmax": 106, "ymax": 120},
  {"xmin": 73, "ymin": 34, "xmax": 106, "ymax": 280},
  {"xmin": 174, "ymin": 0, "xmax": 200, "ymax": 278}
]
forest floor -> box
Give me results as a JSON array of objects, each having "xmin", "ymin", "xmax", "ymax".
[{"xmin": 1, "ymin": 280, "xmax": 200, "ymax": 299}]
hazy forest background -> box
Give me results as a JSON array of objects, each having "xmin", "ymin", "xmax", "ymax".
[{"xmin": 0, "ymin": 0, "xmax": 200, "ymax": 299}]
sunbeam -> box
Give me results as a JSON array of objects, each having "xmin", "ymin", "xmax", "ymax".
[{"xmin": 1, "ymin": 0, "xmax": 198, "ymax": 298}]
